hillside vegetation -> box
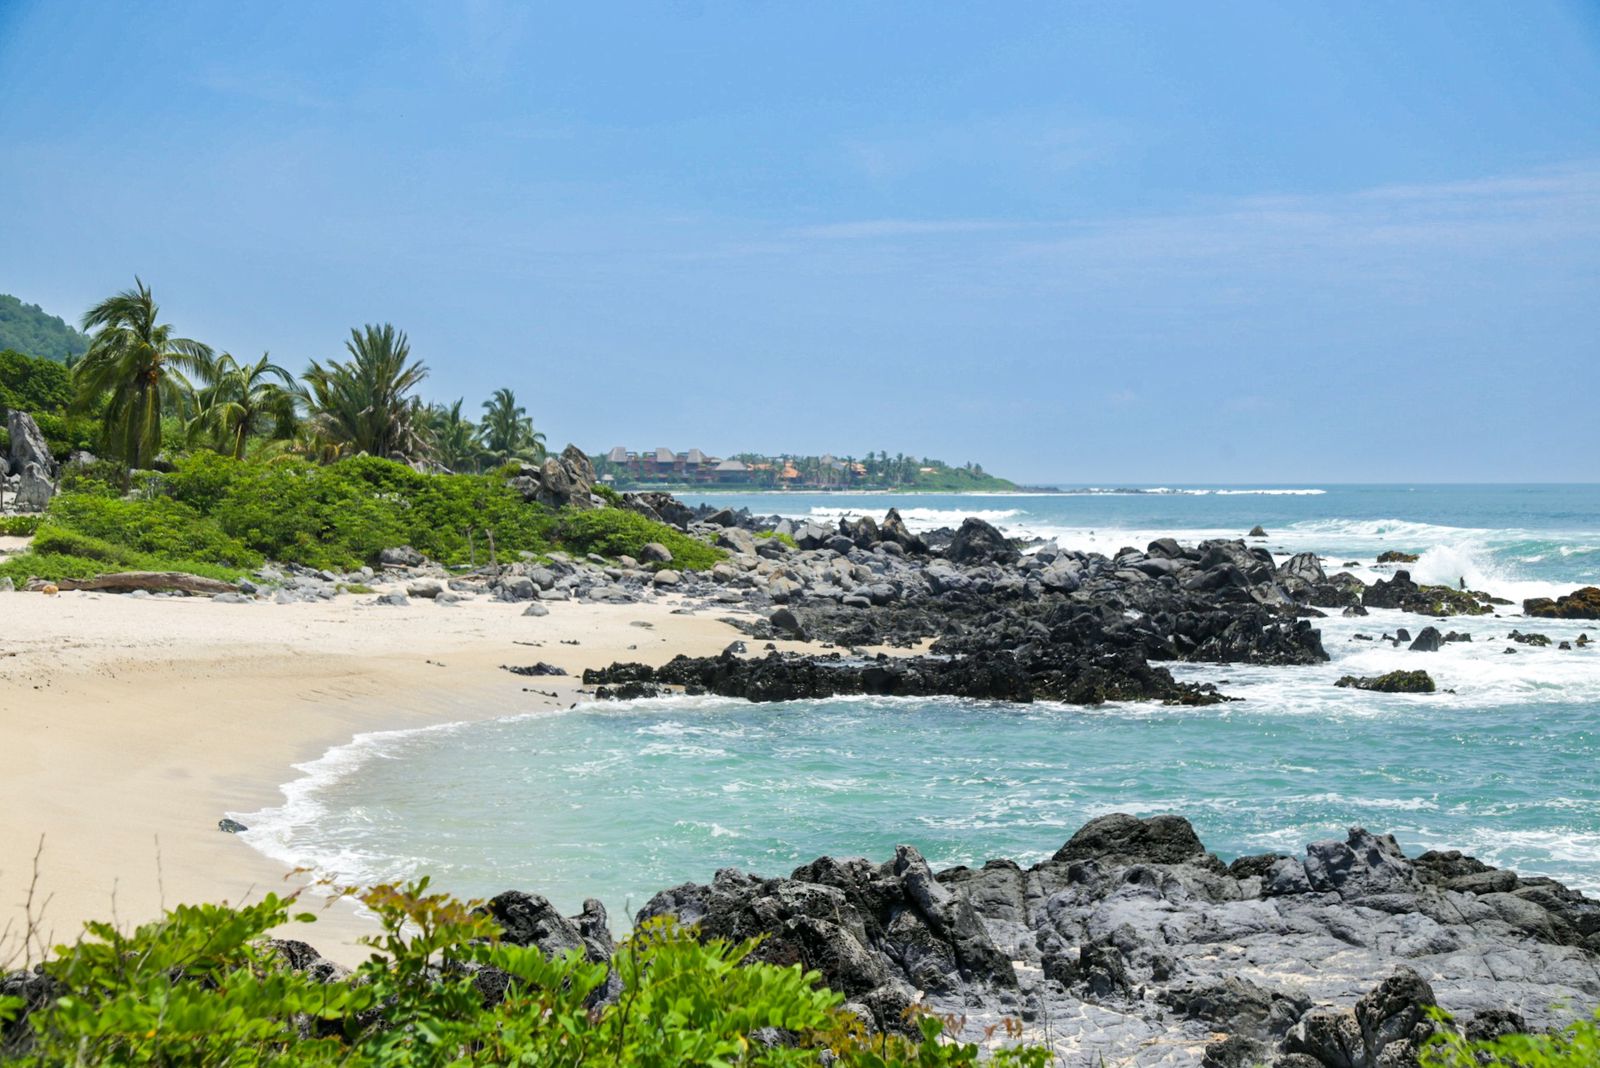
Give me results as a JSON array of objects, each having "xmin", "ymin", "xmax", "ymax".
[{"xmin": 0, "ymin": 294, "xmax": 89, "ymax": 362}]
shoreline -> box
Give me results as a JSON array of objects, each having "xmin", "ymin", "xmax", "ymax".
[{"xmin": 0, "ymin": 591, "xmax": 767, "ymax": 965}]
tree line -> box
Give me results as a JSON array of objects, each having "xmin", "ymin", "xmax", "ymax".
[{"xmin": 37, "ymin": 278, "xmax": 546, "ymax": 476}]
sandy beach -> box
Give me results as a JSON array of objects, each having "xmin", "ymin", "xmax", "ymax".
[{"xmin": 0, "ymin": 588, "xmax": 764, "ymax": 965}]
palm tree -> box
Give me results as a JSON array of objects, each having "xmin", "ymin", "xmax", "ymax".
[
  {"xmin": 478, "ymin": 387, "xmax": 546, "ymax": 466},
  {"xmin": 300, "ymin": 324, "xmax": 430, "ymax": 461},
  {"xmin": 188, "ymin": 352, "xmax": 299, "ymax": 459},
  {"xmin": 428, "ymin": 398, "xmax": 487, "ymax": 473},
  {"xmin": 74, "ymin": 278, "xmax": 213, "ymax": 471}
]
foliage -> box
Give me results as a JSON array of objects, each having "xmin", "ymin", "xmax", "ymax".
[
  {"xmin": 187, "ymin": 351, "xmax": 300, "ymax": 459},
  {"xmin": 1, "ymin": 453, "xmax": 719, "ymax": 580},
  {"xmin": 427, "ymin": 398, "xmax": 488, "ymax": 474},
  {"xmin": 478, "ymin": 387, "xmax": 547, "ymax": 466},
  {"xmin": 29, "ymin": 412, "xmax": 102, "ymax": 458},
  {"xmin": 0, "ymin": 293, "xmax": 89, "ymax": 362},
  {"xmin": 1423, "ymin": 1008, "xmax": 1600, "ymax": 1067},
  {"xmin": 0, "ymin": 515, "xmax": 41, "ymax": 537},
  {"xmin": 554, "ymin": 507, "xmax": 725, "ymax": 571},
  {"xmin": 42, "ymin": 494, "xmax": 260, "ymax": 567},
  {"xmin": 757, "ymin": 530, "xmax": 798, "ymax": 548},
  {"xmin": 0, "ymin": 350, "xmax": 72, "ymax": 415},
  {"xmin": 300, "ymin": 324, "xmax": 431, "ymax": 462},
  {"xmin": 73, "ymin": 278, "xmax": 212, "ymax": 472},
  {"xmin": 0, "ymin": 881, "xmax": 1048, "ymax": 1067}
]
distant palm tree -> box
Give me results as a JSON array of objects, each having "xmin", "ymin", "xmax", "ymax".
[
  {"xmin": 188, "ymin": 352, "xmax": 299, "ymax": 459},
  {"xmin": 300, "ymin": 324, "xmax": 430, "ymax": 461},
  {"xmin": 74, "ymin": 278, "xmax": 213, "ymax": 471},
  {"xmin": 428, "ymin": 398, "xmax": 487, "ymax": 473},
  {"xmin": 478, "ymin": 387, "xmax": 546, "ymax": 466}
]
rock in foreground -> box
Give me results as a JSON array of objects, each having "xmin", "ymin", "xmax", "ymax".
[{"xmin": 637, "ymin": 815, "xmax": 1599, "ymax": 1066}]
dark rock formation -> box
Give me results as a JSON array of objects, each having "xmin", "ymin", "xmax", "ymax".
[
  {"xmin": 1377, "ymin": 550, "xmax": 1420, "ymax": 564},
  {"xmin": 1364, "ymin": 571, "xmax": 1493, "ymax": 616},
  {"xmin": 509, "ymin": 445, "xmax": 600, "ymax": 510},
  {"xmin": 1336, "ymin": 670, "xmax": 1436, "ymax": 693},
  {"xmin": 1524, "ymin": 586, "xmax": 1600, "ymax": 620},
  {"xmin": 584, "ymin": 647, "xmax": 1229, "ymax": 706},
  {"xmin": 634, "ymin": 816, "xmax": 1599, "ymax": 1064},
  {"xmin": 945, "ymin": 517, "xmax": 1018, "ymax": 566}
]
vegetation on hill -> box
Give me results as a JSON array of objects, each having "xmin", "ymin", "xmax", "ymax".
[
  {"xmin": 0, "ymin": 293, "xmax": 89, "ymax": 362},
  {"xmin": 0, "ymin": 882, "xmax": 1046, "ymax": 1066}
]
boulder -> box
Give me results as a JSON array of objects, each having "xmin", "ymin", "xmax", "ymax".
[
  {"xmin": 378, "ymin": 545, "xmax": 425, "ymax": 568},
  {"xmin": 945, "ymin": 517, "xmax": 1017, "ymax": 566},
  {"xmin": 1335, "ymin": 671, "xmax": 1436, "ymax": 693},
  {"xmin": 1278, "ymin": 552, "xmax": 1326, "ymax": 586},
  {"xmin": 639, "ymin": 542, "xmax": 673, "ymax": 564},
  {"xmin": 651, "ymin": 569, "xmax": 681, "ymax": 587},
  {"xmin": 621, "ymin": 491, "xmax": 695, "ymax": 529},
  {"xmin": 6, "ymin": 410, "xmax": 55, "ymax": 479},
  {"xmin": 1052, "ymin": 813, "xmax": 1222, "ymax": 870},
  {"xmin": 1407, "ymin": 626, "xmax": 1444, "ymax": 652},
  {"xmin": 13, "ymin": 463, "xmax": 52, "ymax": 512},
  {"xmin": 1377, "ymin": 550, "xmax": 1420, "ymax": 563},
  {"xmin": 879, "ymin": 509, "xmax": 928, "ymax": 554},
  {"xmin": 1523, "ymin": 587, "xmax": 1600, "ymax": 620},
  {"xmin": 1247, "ymin": 525, "xmax": 1267, "ymax": 538}
]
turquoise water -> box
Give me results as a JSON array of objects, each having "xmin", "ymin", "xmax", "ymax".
[{"xmin": 241, "ymin": 484, "xmax": 1600, "ymax": 915}]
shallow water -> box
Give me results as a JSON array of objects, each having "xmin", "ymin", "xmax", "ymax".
[{"xmin": 240, "ymin": 483, "xmax": 1600, "ymax": 918}]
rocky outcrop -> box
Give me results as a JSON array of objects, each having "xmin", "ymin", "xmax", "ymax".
[
  {"xmin": 944, "ymin": 517, "xmax": 1018, "ymax": 566},
  {"xmin": 6, "ymin": 410, "xmax": 55, "ymax": 479},
  {"xmin": 1523, "ymin": 586, "xmax": 1600, "ymax": 620},
  {"xmin": 584, "ymin": 647, "xmax": 1229, "ymax": 706},
  {"xmin": 509, "ymin": 445, "xmax": 600, "ymax": 510},
  {"xmin": 1336, "ymin": 670, "xmax": 1436, "ymax": 693},
  {"xmin": 1364, "ymin": 571, "xmax": 1493, "ymax": 616},
  {"xmin": 1377, "ymin": 550, "xmax": 1419, "ymax": 564},
  {"xmin": 620, "ymin": 490, "xmax": 695, "ymax": 529},
  {"xmin": 634, "ymin": 816, "xmax": 1599, "ymax": 1064},
  {"xmin": 13, "ymin": 462, "xmax": 53, "ymax": 511}
]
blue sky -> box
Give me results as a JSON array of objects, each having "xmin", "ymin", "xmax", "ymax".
[{"xmin": 2, "ymin": 2, "xmax": 1597, "ymax": 482}]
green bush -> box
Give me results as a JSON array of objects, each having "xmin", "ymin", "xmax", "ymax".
[
  {"xmin": 0, "ymin": 881, "xmax": 1048, "ymax": 1067},
  {"xmin": 45, "ymin": 495, "xmax": 260, "ymax": 568},
  {"xmin": 554, "ymin": 507, "xmax": 724, "ymax": 570},
  {"xmin": 4, "ymin": 453, "xmax": 721, "ymax": 579},
  {"xmin": 29, "ymin": 411, "xmax": 100, "ymax": 458},
  {"xmin": 0, "ymin": 349, "xmax": 72, "ymax": 416},
  {"xmin": 0, "ymin": 515, "xmax": 40, "ymax": 537},
  {"xmin": 1423, "ymin": 1007, "xmax": 1600, "ymax": 1067}
]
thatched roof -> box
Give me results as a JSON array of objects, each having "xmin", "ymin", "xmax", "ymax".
[
  {"xmin": 654, "ymin": 446, "xmax": 677, "ymax": 464},
  {"xmin": 605, "ymin": 446, "xmax": 629, "ymax": 463},
  {"xmin": 715, "ymin": 459, "xmax": 747, "ymax": 472}
]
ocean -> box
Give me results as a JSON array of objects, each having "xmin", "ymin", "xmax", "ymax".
[{"xmin": 239, "ymin": 484, "xmax": 1600, "ymax": 917}]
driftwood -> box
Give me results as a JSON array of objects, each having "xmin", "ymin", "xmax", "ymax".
[{"xmin": 54, "ymin": 571, "xmax": 238, "ymax": 595}]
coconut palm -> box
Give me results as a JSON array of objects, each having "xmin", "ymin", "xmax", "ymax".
[
  {"xmin": 428, "ymin": 398, "xmax": 488, "ymax": 473},
  {"xmin": 74, "ymin": 279, "xmax": 213, "ymax": 471},
  {"xmin": 300, "ymin": 324, "xmax": 430, "ymax": 461},
  {"xmin": 478, "ymin": 387, "xmax": 546, "ymax": 466},
  {"xmin": 188, "ymin": 351, "xmax": 299, "ymax": 459}
]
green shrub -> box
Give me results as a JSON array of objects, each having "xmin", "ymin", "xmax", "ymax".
[
  {"xmin": 554, "ymin": 508, "xmax": 724, "ymax": 570},
  {"xmin": 0, "ymin": 349, "xmax": 72, "ymax": 415},
  {"xmin": 756, "ymin": 530, "xmax": 797, "ymax": 548},
  {"xmin": 0, "ymin": 515, "xmax": 40, "ymax": 537},
  {"xmin": 11, "ymin": 453, "xmax": 718, "ymax": 579},
  {"xmin": 30, "ymin": 411, "xmax": 100, "ymax": 457},
  {"xmin": 0, "ymin": 881, "xmax": 1048, "ymax": 1067},
  {"xmin": 1423, "ymin": 1007, "xmax": 1600, "ymax": 1067},
  {"xmin": 45, "ymin": 495, "xmax": 260, "ymax": 568}
]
